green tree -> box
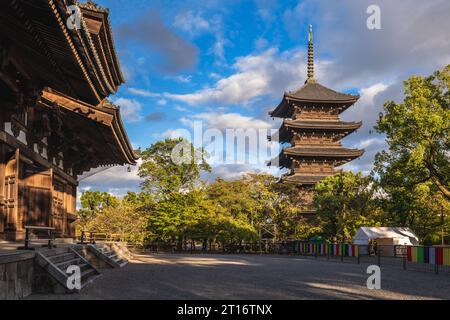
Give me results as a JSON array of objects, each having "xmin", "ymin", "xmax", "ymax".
[
  {"xmin": 376, "ymin": 180, "xmax": 449, "ymax": 244},
  {"xmin": 313, "ymin": 171, "xmax": 381, "ymax": 241},
  {"xmin": 375, "ymin": 65, "xmax": 450, "ymax": 199},
  {"xmin": 138, "ymin": 138, "xmax": 211, "ymax": 198},
  {"xmin": 85, "ymin": 203, "xmax": 148, "ymax": 244},
  {"xmin": 77, "ymin": 190, "xmax": 120, "ymax": 230}
]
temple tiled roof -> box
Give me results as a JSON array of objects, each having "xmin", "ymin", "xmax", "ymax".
[
  {"xmin": 41, "ymin": 89, "xmax": 139, "ymax": 167},
  {"xmin": 0, "ymin": 0, "xmax": 125, "ymax": 105}
]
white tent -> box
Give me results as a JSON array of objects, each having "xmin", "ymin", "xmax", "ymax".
[{"xmin": 353, "ymin": 227, "xmax": 419, "ymax": 246}]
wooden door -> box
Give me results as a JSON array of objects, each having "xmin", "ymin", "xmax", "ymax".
[{"xmin": 23, "ymin": 166, "xmax": 52, "ymax": 228}]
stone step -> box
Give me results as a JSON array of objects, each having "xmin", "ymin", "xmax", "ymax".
[
  {"xmin": 79, "ymin": 263, "xmax": 91, "ymax": 272},
  {"xmin": 55, "ymin": 257, "xmax": 81, "ymax": 268},
  {"xmin": 115, "ymin": 259, "xmax": 129, "ymax": 268},
  {"xmin": 88, "ymin": 244, "xmax": 128, "ymax": 268},
  {"xmin": 48, "ymin": 252, "xmax": 77, "ymax": 264},
  {"xmin": 105, "ymin": 252, "xmax": 117, "ymax": 258},
  {"xmin": 40, "ymin": 247, "xmax": 69, "ymax": 257},
  {"xmin": 36, "ymin": 248, "xmax": 101, "ymax": 293},
  {"xmin": 81, "ymin": 268, "xmax": 96, "ymax": 282}
]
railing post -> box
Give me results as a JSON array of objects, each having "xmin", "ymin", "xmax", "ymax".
[
  {"xmin": 24, "ymin": 228, "xmax": 30, "ymax": 250},
  {"xmin": 47, "ymin": 229, "xmax": 53, "ymax": 249},
  {"xmin": 435, "ymin": 248, "xmax": 439, "ymax": 275}
]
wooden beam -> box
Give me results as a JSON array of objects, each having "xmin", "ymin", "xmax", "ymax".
[
  {"xmin": 0, "ymin": 131, "xmax": 78, "ymax": 186},
  {"xmin": 41, "ymin": 90, "xmax": 113, "ymax": 125}
]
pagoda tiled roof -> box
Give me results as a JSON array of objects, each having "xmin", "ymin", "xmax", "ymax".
[
  {"xmin": 271, "ymin": 120, "xmax": 362, "ymax": 143},
  {"xmin": 284, "ymin": 119, "xmax": 362, "ymax": 130},
  {"xmin": 269, "ymin": 81, "xmax": 359, "ymax": 118},
  {"xmin": 284, "ymin": 146, "xmax": 364, "ymax": 158},
  {"xmin": 282, "ymin": 174, "xmax": 332, "ymax": 185},
  {"xmin": 285, "ymin": 81, "xmax": 359, "ymax": 103}
]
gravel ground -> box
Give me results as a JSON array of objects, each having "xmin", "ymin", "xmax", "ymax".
[{"xmin": 28, "ymin": 254, "xmax": 450, "ymax": 300}]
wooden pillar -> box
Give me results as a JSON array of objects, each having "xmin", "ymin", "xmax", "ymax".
[
  {"xmin": 0, "ymin": 143, "xmax": 6, "ymax": 237},
  {"xmin": 3, "ymin": 148, "xmax": 22, "ymax": 240}
]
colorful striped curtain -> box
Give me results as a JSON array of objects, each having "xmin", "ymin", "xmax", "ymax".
[{"xmin": 408, "ymin": 246, "xmax": 450, "ymax": 266}]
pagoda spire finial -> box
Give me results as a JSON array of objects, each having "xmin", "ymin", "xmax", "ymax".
[{"xmin": 307, "ymin": 24, "xmax": 315, "ymax": 83}]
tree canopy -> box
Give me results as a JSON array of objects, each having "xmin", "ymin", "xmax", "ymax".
[
  {"xmin": 77, "ymin": 66, "xmax": 450, "ymax": 246},
  {"xmin": 375, "ymin": 65, "xmax": 450, "ymax": 199}
]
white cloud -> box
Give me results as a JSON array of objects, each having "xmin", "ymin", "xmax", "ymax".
[
  {"xmin": 254, "ymin": 37, "xmax": 269, "ymax": 50},
  {"xmin": 173, "ymin": 11, "xmax": 227, "ymax": 62},
  {"xmin": 339, "ymin": 83, "xmax": 392, "ymax": 174},
  {"xmin": 209, "ymin": 72, "xmax": 221, "ymax": 80},
  {"xmin": 113, "ymin": 98, "xmax": 143, "ymax": 122},
  {"xmin": 205, "ymin": 164, "xmax": 281, "ymax": 181},
  {"xmin": 128, "ymin": 88, "xmax": 161, "ymax": 98},
  {"xmin": 165, "ymin": 48, "xmax": 320, "ymax": 106},
  {"xmin": 174, "ymin": 75, "xmax": 192, "ymax": 83},
  {"xmin": 181, "ymin": 112, "xmax": 273, "ymax": 130},
  {"xmin": 173, "ymin": 11, "xmax": 210, "ymax": 36},
  {"xmin": 157, "ymin": 99, "xmax": 168, "ymax": 106},
  {"xmin": 78, "ymin": 160, "xmax": 144, "ymax": 203},
  {"xmin": 358, "ymin": 83, "xmax": 389, "ymax": 107},
  {"xmin": 174, "ymin": 105, "xmax": 189, "ymax": 112},
  {"xmin": 283, "ymin": 0, "xmax": 450, "ymax": 88}
]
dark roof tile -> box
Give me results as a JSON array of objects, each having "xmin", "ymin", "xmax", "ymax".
[{"xmin": 286, "ymin": 81, "xmax": 359, "ymax": 103}]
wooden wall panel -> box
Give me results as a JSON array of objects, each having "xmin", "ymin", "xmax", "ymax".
[{"xmin": 22, "ymin": 166, "xmax": 52, "ymax": 228}]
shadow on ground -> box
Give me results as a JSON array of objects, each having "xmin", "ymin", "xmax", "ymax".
[{"xmin": 28, "ymin": 254, "xmax": 450, "ymax": 300}]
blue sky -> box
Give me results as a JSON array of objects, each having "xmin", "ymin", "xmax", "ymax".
[{"xmin": 80, "ymin": 0, "xmax": 450, "ymax": 198}]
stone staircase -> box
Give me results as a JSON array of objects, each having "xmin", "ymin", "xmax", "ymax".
[
  {"xmin": 35, "ymin": 247, "xmax": 101, "ymax": 293},
  {"xmin": 88, "ymin": 243, "xmax": 128, "ymax": 268}
]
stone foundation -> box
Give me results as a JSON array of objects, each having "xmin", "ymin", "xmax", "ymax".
[{"xmin": 0, "ymin": 252, "xmax": 35, "ymax": 300}]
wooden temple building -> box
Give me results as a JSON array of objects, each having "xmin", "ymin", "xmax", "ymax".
[
  {"xmin": 0, "ymin": 0, "xmax": 138, "ymax": 241},
  {"xmin": 269, "ymin": 26, "xmax": 364, "ymax": 213}
]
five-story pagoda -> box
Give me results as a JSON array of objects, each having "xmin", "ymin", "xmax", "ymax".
[{"xmin": 269, "ymin": 26, "xmax": 364, "ymax": 213}]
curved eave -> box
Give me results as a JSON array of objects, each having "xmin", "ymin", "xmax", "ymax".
[
  {"xmin": 79, "ymin": 2, "xmax": 125, "ymax": 87},
  {"xmin": 268, "ymin": 98, "xmax": 288, "ymax": 119},
  {"xmin": 42, "ymin": 88, "xmax": 137, "ymax": 165},
  {"xmin": 269, "ymin": 94, "xmax": 359, "ymax": 119},
  {"xmin": 284, "ymin": 120, "xmax": 362, "ymax": 131},
  {"xmin": 284, "ymin": 93, "xmax": 359, "ymax": 104},
  {"xmin": 51, "ymin": 0, "xmax": 123, "ymax": 102},
  {"xmin": 284, "ymin": 147, "xmax": 365, "ymax": 159},
  {"xmin": 282, "ymin": 174, "xmax": 331, "ymax": 185},
  {"xmin": 0, "ymin": 0, "xmax": 100, "ymax": 104},
  {"xmin": 107, "ymin": 104, "xmax": 139, "ymax": 164},
  {"xmin": 69, "ymin": 2, "xmax": 117, "ymax": 97},
  {"xmin": 50, "ymin": 0, "xmax": 103, "ymax": 104}
]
